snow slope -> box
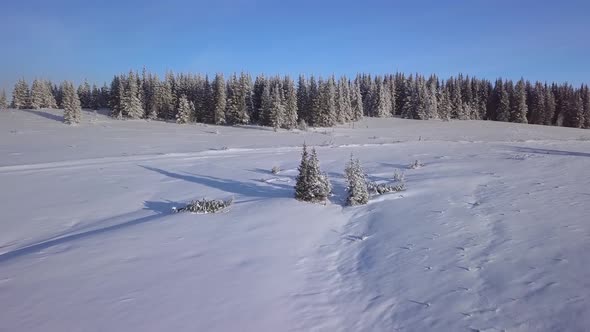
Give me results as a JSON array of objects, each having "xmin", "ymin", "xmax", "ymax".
[{"xmin": 1, "ymin": 108, "xmax": 589, "ymax": 331}]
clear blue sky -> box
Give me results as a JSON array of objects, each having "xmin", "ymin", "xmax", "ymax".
[{"xmin": 1, "ymin": 0, "xmax": 589, "ymax": 91}]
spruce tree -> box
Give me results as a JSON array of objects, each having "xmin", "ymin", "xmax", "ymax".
[
  {"xmin": 351, "ymin": 79, "xmax": 364, "ymax": 121},
  {"xmin": 77, "ymin": 80, "xmax": 91, "ymax": 109},
  {"xmin": 511, "ymin": 79, "xmax": 528, "ymax": 123},
  {"xmin": 296, "ymin": 75, "xmax": 309, "ymax": 124},
  {"xmin": 438, "ymin": 85, "xmax": 452, "ymax": 120},
  {"xmin": 307, "ymin": 148, "xmax": 331, "ymax": 202},
  {"xmin": 268, "ymin": 84, "xmax": 285, "ymax": 130},
  {"xmin": 109, "ymin": 75, "xmax": 124, "ymax": 118},
  {"xmin": 294, "ymin": 145, "xmax": 330, "ymax": 203},
  {"xmin": 282, "ymin": 76, "xmax": 298, "ymax": 129},
  {"xmin": 529, "ymin": 83, "xmax": 546, "ymax": 125},
  {"xmin": 176, "ymin": 94, "xmax": 191, "ymax": 124},
  {"xmin": 225, "ymin": 74, "xmax": 250, "ymax": 125},
  {"xmin": 30, "ymin": 79, "xmax": 45, "ymax": 109},
  {"xmin": 62, "ymin": 81, "xmax": 82, "ymax": 124},
  {"xmin": 496, "ymin": 81, "xmax": 511, "ymax": 122},
  {"xmin": 90, "ymin": 84, "xmax": 100, "ymax": 110},
  {"xmin": 122, "ymin": 71, "xmax": 144, "ymax": 119},
  {"xmin": 212, "ymin": 73, "xmax": 226, "ymax": 125},
  {"xmin": 259, "ymin": 82, "xmax": 272, "ymax": 126},
  {"xmin": 43, "ymin": 81, "xmax": 58, "ymax": 109},
  {"xmin": 252, "ymin": 74, "xmax": 266, "ymax": 124},
  {"xmin": 345, "ymin": 155, "xmax": 369, "ymax": 206},
  {"xmin": 12, "ymin": 79, "xmax": 30, "ymax": 109},
  {"xmin": 582, "ymin": 85, "xmax": 590, "ymax": 129},
  {"xmin": 0, "ymin": 90, "xmax": 7, "ymax": 110},
  {"xmin": 544, "ymin": 86, "xmax": 556, "ymax": 126},
  {"xmin": 318, "ymin": 76, "xmax": 337, "ymax": 126},
  {"xmin": 308, "ymin": 76, "xmax": 321, "ymax": 126},
  {"xmin": 294, "ymin": 143, "xmax": 311, "ymax": 201}
]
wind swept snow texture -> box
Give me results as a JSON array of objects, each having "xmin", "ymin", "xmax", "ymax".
[{"xmin": 1, "ymin": 108, "xmax": 590, "ymax": 331}]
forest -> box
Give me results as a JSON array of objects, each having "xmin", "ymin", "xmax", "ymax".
[{"xmin": 2, "ymin": 70, "xmax": 589, "ymax": 129}]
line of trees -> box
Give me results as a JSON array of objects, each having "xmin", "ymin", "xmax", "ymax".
[{"xmin": 4, "ymin": 69, "xmax": 590, "ymax": 129}]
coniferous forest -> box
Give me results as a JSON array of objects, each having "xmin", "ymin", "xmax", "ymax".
[{"xmin": 4, "ymin": 69, "xmax": 590, "ymax": 129}]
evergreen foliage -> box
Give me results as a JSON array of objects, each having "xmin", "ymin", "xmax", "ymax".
[
  {"xmin": 345, "ymin": 156, "xmax": 369, "ymax": 206},
  {"xmin": 0, "ymin": 90, "xmax": 7, "ymax": 109},
  {"xmin": 176, "ymin": 94, "xmax": 192, "ymax": 124},
  {"xmin": 62, "ymin": 81, "xmax": 82, "ymax": 124},
  {"xmin": 294, "ymin": 144, "xmax": 330, "ymax": 203},
  {"xmin": 173, "ymin": 198, "xmax": 233, "ymax": 214},
  {"xmin": 6, "ymin": 69, "xmax": 590, "ymax": 130},
  {"xmin": 12, "ymin": 79, "xmax": 30, "ymax": 109}
]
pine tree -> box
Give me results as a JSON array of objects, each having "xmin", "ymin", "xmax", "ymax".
[
  {"xmin": 345, "ymin": 155, "xmax": 369, "ymax": 206},
  {"xmin": 282, "ymin": 76, "xmax": 298, "ymax": 129},
  {"xmin": 426, "ymin": 75, "xmax": 438, "ymax": 119},
  {"xmin": 294, "ymin": 144, "xmax": 330, "ymax": 203},
  {"xmin": 176, "ymin": 94, "xmax": 191, "ymax": 124},
  {"xmin": 12, "ymin": 79, "xmax": 30, "ymax": 109},
  {"xmin": 529, "ymin": 83, "xmax": 546, "ymax": 125},
  {"xmin": 308, "ymin": 76, "xmax": 321, "ymax": 126},
  {"xmin": 582, "ymin": 85, "xmax": 590, "ymax": 129},
  {"xmin": 77, "ymin": 80, "xmax": 91, "ymax": 109},
  {"xmin": 122, "ymin": 71, "xmax": 143, "ymax": 119},
  {"xmin": 373, "ymin": 76, "xmax": 392, "ymax": 118},
  {"xmin": 252, "ymin": 74, "xmax": 266, "ymax": 124},
  {"xmin": 90, "ymin": 84, "xmax": 100, "ymax": 110},
  {"xmin": 511, "ymin": 79, "xmax": 528, "ymax": 123},
  {"xmin": 296, "ymin": 75, "xmax": 309, "ymax": 124},
  {"xmin": 351, "ymin": 79, "xmax": 364, "ymax": 121},
  {"xmin": 317, "ymin": 76, "xmax": 337, "ymax": 126},
  {"xmin": 307, "ymin": 148, "xmax": 331, "ymax": 202},
  {"xmin": 438, "ymin": 85, "xmax": 452, "ymax": 120},
  {"xmin": 0, "ymin": 90, "xmax": 7, "ymax": 110},
  {"xmin": 268, "ymin": 83, "xmax": 285, "ymax": 130},
  {"xmin": 43, "ymin": 81, "xmax": 57, "ymax": 109},
  {"xmin": 496, "ymin": 81, "xmax": 511, "ymax": 122},
  {"xmin": 544, "ymin": 86, "xmax": 556, "ymax": 126},
  {"xmin": 30, "ymin": 79, "xmax": 45, "ymax": 109},
  {"xmin": 294, "ymin": 143, "xmax": 311, "ymax": 201},
  {"xmin": 212, "ymin": 73, "xmax": 226, "ymax": 125},
  {"xmin": 62, "ymin": 81, "xmax": 82, "ymax": 124},
  {"xmin": 225, "ymin": 74, "xmax": 250, "ymax": 125},
  {"xmin": 109, "ymin": 75, "xmax": 124, "ymax": 118}
]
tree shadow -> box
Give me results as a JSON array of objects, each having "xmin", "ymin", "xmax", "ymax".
[
  {"xmin": 140, "ymin": 165, "xmax": 293, "ymax": 199},
  {"xmin": 511, "ymin": 146, "xmax": 590, "ymax": 158},
  {"xmin": 378, "ymin": 162, "xmax": 409, "ymax": 169},
  {"xmin": 144, "ymin": 200, "xmax": 179, "ymax": 214},
  {"xmin": 0, "ymin": 209, "xmax": 166, "ymax": 264},
  {"xmin": 22, "ymin": 109, "xmax": 63, "ymax": 122}
]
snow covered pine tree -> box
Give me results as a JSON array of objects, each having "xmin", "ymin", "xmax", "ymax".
[
  {"xmin": 345, "ymin": 155, "xmax": 369, "ymax": 206},
  {"xmin": 294, "ymin": 144, "xmax": 331, "ymax": 203}
]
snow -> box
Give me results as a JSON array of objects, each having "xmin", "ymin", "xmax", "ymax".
[{"xmin": 1, "ymin": 108, "xmax": 590, "ymax": 331}]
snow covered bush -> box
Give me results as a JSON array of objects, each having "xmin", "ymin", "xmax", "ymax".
[
  {"xmin": 393, "ymin": 169, "xmax": 405, "ymax": 182},
  {"xmin": 367, "ymin": 181, "xmax": 406, "ymax": 196},
  {"xmin": 172, "ymin": 198, "xmax": 233, "ymax": 214},
  {"xmin": 271, "ymin": 166, "xmax": 281, "ymax": 174},
  {"xmin": 345, "ymin": 156, "xmax": 369, "ymax": 206},
  {"xmin": 408, "ymin": 160, "xmax": 424, "ymax": 169},
  {"xmin": 294, "ymin": 144, "xmax": 331, "ymax": 203},
  {"xmin": 297, "ymin": 119, "xmax": 308, "ymax": 131}
]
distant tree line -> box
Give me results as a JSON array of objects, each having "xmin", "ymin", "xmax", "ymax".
[{"xmin": 4, "ymin": 70, "xmax": 590, "ymax": 129}]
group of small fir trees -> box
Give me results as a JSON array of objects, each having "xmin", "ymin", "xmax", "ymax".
[{"xmin": 294, "ymin": 144, "xmax": 406, "ymax": 206}]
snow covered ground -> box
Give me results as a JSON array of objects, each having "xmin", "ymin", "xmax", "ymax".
[{"xmin": 1, "ymin": 108, "xmax": 590, "ymax": 331}]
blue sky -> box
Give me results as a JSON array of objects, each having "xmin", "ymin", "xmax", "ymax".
[{"xmin": 1, "ymin": 0, "xmax": 589, "ymax": 91}]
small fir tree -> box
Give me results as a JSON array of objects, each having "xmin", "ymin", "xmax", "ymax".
[{"xmin": 345, "ymin": 155, "xmax": 369, "ymax": 206}]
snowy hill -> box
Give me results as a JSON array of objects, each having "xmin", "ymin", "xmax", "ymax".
[{"xmin": 1, "ymin": 108, "xmax": 589, "ymax": 331}]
